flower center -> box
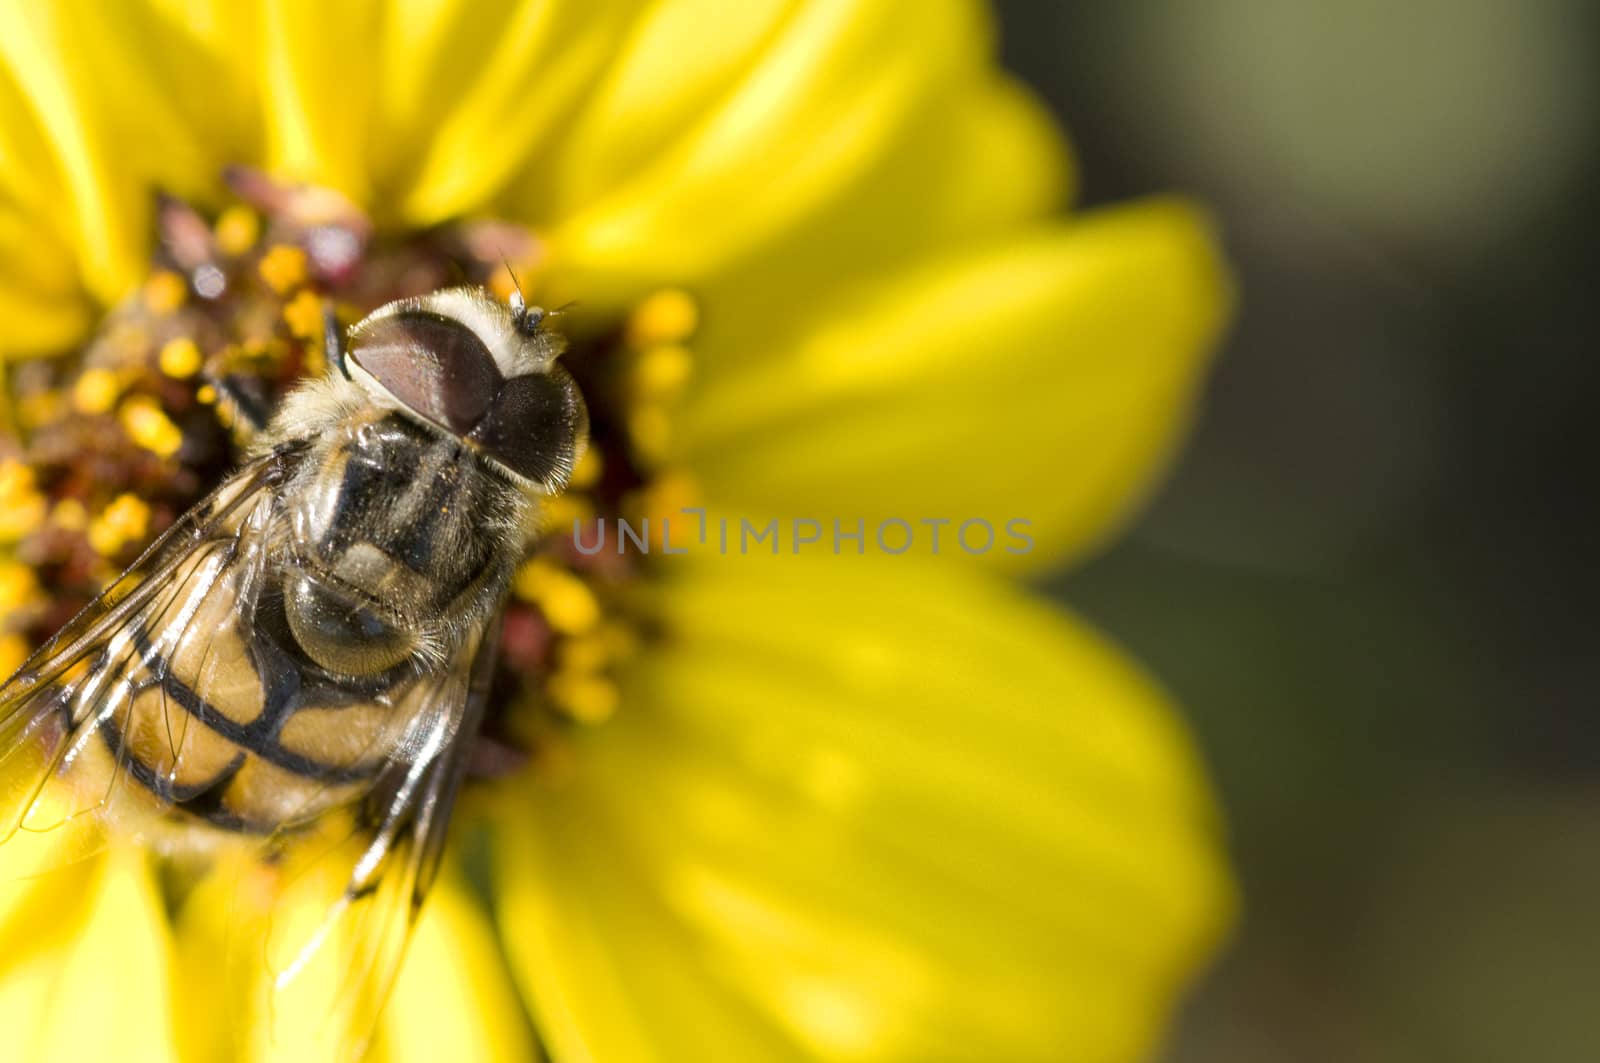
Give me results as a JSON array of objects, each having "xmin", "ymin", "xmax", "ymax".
[{"xmin": 0, "ymin": 170, "xmax": 697, "ymax": 775}]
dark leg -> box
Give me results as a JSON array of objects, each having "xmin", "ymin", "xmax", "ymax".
[{"xmin": 326, "ymin": 304, "xmax": 352, "ymax": 381}]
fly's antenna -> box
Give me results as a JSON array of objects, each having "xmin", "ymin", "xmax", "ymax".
[{"xmin": 501, "ymin": 253, "xmax": 543, "ymax": 335}]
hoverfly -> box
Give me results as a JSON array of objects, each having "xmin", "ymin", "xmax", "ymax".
[{"xmin": 0, "ymin": 286, "xmax": 586, "ymax": 1053}]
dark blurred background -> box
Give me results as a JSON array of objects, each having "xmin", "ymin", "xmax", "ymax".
[{"xmin": 996, "ymin": 3, "xmax": 1600, "ymax": 1061}]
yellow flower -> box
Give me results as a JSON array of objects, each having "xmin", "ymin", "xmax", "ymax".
[{"xmin": 0, "ymin": 2, "xmax": 1233, "ymax": 1061}]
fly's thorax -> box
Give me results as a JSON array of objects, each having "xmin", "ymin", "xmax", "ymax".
[{"xmin": 278, "ymin": 409, "xmax": 528, "ymax": 675}]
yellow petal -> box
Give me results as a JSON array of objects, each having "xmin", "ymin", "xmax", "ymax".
[
  {"xmin": 379, "ymin": 870, "xmax": 535, "ymax": 1063},
  {"xmin": 0, "ymin": 822, "xmax": 97, "ymax": 983},
  {"xmin": 169, "ymin": 843, "xmax": 526, "ymax": 1062},
  {"xmin": 528, "ymin": 0, "xmax": 804, "ymax": 218},
  {"xmin": 257, "ymin": 0, "xmax": 645, "ymax": 223},
  {"xmin": 682, "ymin": 199, "xmax": 1232, "ymax": 572},
  {"xmin": 379, "ymin": 0, "xmax": 642, "ymax": 224},
  {"xmin": 539, "ymin": 0, "xmax": 993, "ymax": 307},
  {"xmin": 0, "ymin": 61, "xmax": 89, "ymax": 355},
  {"xmin": 0, "ymin": 1, "xmax": 250, "ymax": 303},
  {"xmin": 258, "ymin": 0, "xmax": 382, "ymax": 201},
  {"xmin": 496, "ymin": 553, "xmax": 1232, "ymax": 1062},
  {"xmin": 139, "ymin": 0, "xmax": 265, "ymax": 158},
  {"xmin": 0, "ymin": 204, "xmax": 90, "ymax": 355},
  {"xmin": 692, "ymin": 70, "xmax": 1070, "ymax": 363},
  {"xmin": 0, "ymin": 848, "xmax": 180, "ymax": 1063}
]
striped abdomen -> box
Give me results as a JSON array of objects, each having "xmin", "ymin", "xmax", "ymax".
[
  {"xmin": 88, "ymin": 414, "xmax": 503, "ymax": 834},
  {"xmin": 87, "ymin": 537, "xmax": 422, "ymax": 834}
]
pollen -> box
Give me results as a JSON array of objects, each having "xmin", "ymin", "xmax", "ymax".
[
  {"xmin": 119, "ymin": 395, "xmax": 184, "ymax": 458},
  {"xmin": 258, "ymin": 244, "xmax": 309, "ymax": 294},
  {"xmin": 555, "ymin": 634, "xmax": 610, "ymax": 675},
  {"xmin": 0, "ymin": 459, "xmax": 37, "ymax": 502},
  {"xmin": 557, "ymin": 622, "xmax": 637, "ymax": 675},
  {"xmin": 71, "ymin": 367, "xmax": 123, "ymax": 415},
  {"xmin": 158, "ymin": 337, "xmax": 204, "ymax": 379},
  {"xmin": 282, "ymin": 289, "xmax": 326, "ymax": 344},
  {"xmin": 513, "ymin": 557, "xmax": 601, "ymax": 635},
  {"xmin": 143, "ymin": 270, "xmax": 189, "ymax": 314},
  {"xmin": 0, "ymin": 460, "xmax": 47, "ymax": 543},
  {"xmin": 0, "ymin": 634, "xmax": 27, "ymax": 680},
  {"xmin": 632, "ymin": 343, "xmax": 694, "ymax": 402},
  {"xmin": 51, "ymin": 497, "xmax": 88, "ymax": 532},
  {"xmin": 545, "ymin": 671, "xmax": 619, "ymax": 724},
  {"xmin": 626, "ymin": 288, "xmax": 699, "ymax": 349},
  {"xmin": 87, "ymin": 493, "xmax": 151, "ymax": 557},
  {"xmin": 0, "ymin": 559, "xmax": 39, "ymax": 614},
  {"xmin": 214, "ymin": 205, "xmax": 261, "ymax": 257}
]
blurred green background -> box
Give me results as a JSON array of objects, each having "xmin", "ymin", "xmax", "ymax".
[{"xmin": 996, "ymin": 3, "xmax": 1600, "ymax": 1061}]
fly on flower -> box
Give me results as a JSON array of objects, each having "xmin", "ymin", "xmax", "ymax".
[{"xmin": 0, "ymin": 285, "xmax": 587, "ymax": 1056}]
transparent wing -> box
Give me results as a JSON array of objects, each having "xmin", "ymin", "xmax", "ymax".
[
  {"xmin": 234, "ymin": 621, "xmax": 498, "ymax": 1060},
  {"xmin": 0, "ymin": 440, "xmax": 500, "ymax": 1060},
  {"xmin": 0, "ymin": 444, "xmax": 306, "ymax": 870}
]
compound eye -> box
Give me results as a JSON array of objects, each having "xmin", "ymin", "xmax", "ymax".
[
  {"xmin": 350, "ymin": 311, "xmax": 503, "ymax": 434},
  {"xmin": 469, "ymin": 368, "xmax": 588, "ymax": 489}
]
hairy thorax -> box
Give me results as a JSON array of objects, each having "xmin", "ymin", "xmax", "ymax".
[{"xmin": 273, "ymin": 393, "xmax": 531, "ymax": 676}]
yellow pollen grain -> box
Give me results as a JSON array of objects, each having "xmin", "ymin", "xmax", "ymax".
[
  {"xmin": 51, "ymin": 497, "xmax": 88, "ymax": 532},
  {"xmin": 158, "ymin": 337, "xmax": 204, "ymax": 380},
  {"xmin": 244, "ymin": 336, "xmax": 290, "ymax": 367},
  {"xmin": 72, "ymin": 367, "xmax": 123, "ymax": 415},
  {"xmin": 119, "ymin": 395, "xmax": 184, "ymax": 458},
  {"xmin": 555, "ymin": 620, "xmax": 638, "ymax": 673},
  {"xmin": 0, "ymin": 560, "xmax": 39, "ymax": 613},
  {"xmin": 568, "ymin": 448, "xmax": 602, "ymax": 490},
  {"xmin": 546, "ymin": 670, "xmax": 619, "ymax": 724},
  {"xmin": 556, "ymin": 633, "xmax": 611, "ymax": 675},
  {"xmin": 626, "ymin": 288, "xmax": 698, "ymax": 348},
  {"xmin": 143, "ymin": 270, "xmax": 188, "ymax": 314},
  {"xmin": 632, "ymin": 343, "xmax": 694, "ymax": 402},
  {"xmin": 258, "ymin": 244, "xmax": 308, "ymax": 294},
  {"xmin": 0, "ymin": 634, "xmax": 28, "ymax": 680},
  {"xmin": 87, "ymin": 493, "xmax": 151, "ymax": 557},
  {"xmin": 513, "ymin": 558, "xmax": 601, "ymax": 635},
  {"xmin": 0, "ymin": 459, "xmax": 36, "ymax": 499},
  {"xmin": 0, "ymin": 460, "xmax": 47, "ymax": 543},
  {"xmin": 195, "ymin": 384, "xmax": 218, "ymax": 405},
  {"xmin": 283, "ymin": 289, "xmax": 326, "ymax": 345},
  {"xmin": 214, "ymin": 206, "xmax": 260, "ymax": 257}
]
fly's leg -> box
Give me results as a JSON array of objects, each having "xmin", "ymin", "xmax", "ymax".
[
  {"xmin": 204, "ymin": 303, "xmax": 346, "ymax": 448},
  {"xmin": 205, "ymin": 374, "xmax": 272, "ymax": 447},
  {"xmin": 325, "ymin": 305, "xmax": 352, "ymax": 382}
]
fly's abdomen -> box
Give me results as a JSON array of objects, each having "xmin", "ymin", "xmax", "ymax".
[{"xmin": 90, "ymin": 546, "xmax": 411, "ymax": 834}]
